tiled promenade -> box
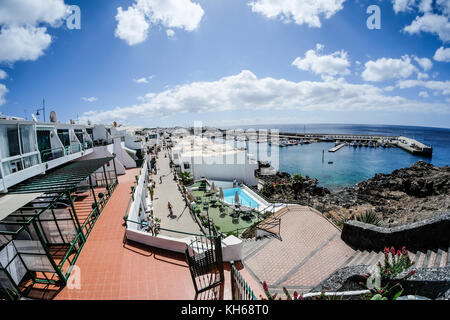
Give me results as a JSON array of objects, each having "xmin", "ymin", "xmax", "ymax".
[
  {"xmin": 244, "ymin": 206, "xmax": 355, "ymax": 294},
  {"xmin": 152, "ymin": 150, "xmax": 203, "ymax": 238}
]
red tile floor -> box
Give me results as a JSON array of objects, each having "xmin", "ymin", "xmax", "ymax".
[{"xmin": 53, "ymin": 168, "xmax": 262, "ymax": 300}]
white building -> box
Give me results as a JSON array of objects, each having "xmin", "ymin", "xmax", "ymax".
[
  {"xmin": 171, "ymin": 136, "xmax": 258, "ymax": 186},
  {"xmin": 0, "ymin": 117, "xmax": 139, "ymax": 192}
]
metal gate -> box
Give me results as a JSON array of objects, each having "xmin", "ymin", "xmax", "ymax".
[{"xmin": 185, "ymin": 227, "xmax": 224, "ymax": 294}]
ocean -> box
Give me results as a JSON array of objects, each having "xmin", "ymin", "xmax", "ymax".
[{"xmin": 225, "ymin": 124, "xmax": 450, "ymax": 190}]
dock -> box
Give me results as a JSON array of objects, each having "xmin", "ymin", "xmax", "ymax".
[
  {"xmin": 328, "ymin": 143, "xmax": 346, "ymax": 152},
  {"xmin": 393, "ymin": 136, "xmax": 433, "ymax": 156}
]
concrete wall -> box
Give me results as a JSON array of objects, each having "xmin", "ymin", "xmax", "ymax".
[
  {"xmin": 113, "ymin": 138, "xmax": 136, "ymax": 168},
  {"xmin": 341, "ymin": 213, "xmax": 450, "ymax": 251}
]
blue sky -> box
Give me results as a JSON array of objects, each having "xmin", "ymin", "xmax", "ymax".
[{"xmin": 0, "ymin": 0, "xmax": 449, "ymax": 128}]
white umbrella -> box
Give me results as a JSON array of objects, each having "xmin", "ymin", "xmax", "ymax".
[
  {"xmin": 211, "ymin": 181, "xmax": 216, "ymax": 193},
  {"xmin": 234, "ymin": 190, "xmax": 240, "ymax": 206},
  {"xmin": 219, "ymin": 187, "xmax": 224, "ymax": 201}
]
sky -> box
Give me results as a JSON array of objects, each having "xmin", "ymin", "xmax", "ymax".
[{"xmin": 0, "ymin": 0, "xmax": 449, "ymax": 129}]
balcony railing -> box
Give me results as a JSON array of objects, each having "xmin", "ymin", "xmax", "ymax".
[
  {"xmin": 40, "ymin": 147, "xmax": 65, "ymax": 163},
  {"xmin": 230, "ymin": 261, "xmax": 257, "ymax": 300},
  {"xmin": 65, "ymin": 143, "xmax": 82, "ymax": 155}
]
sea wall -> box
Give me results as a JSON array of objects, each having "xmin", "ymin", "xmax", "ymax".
[{"xmin": 341, "ymin": 212, "xmax": 450, "ymax": 251}]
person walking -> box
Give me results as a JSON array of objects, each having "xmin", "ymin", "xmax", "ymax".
[{"xmin": 167, "ymin": 201, "xmax": 173, "ymax": 217}]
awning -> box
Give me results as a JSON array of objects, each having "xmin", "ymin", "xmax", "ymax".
[
  {"xmin": 0, "ymin": 193, "xmax": 43, "ymax": 221},
  {"xmin": 8, "ymin": 157, "xmax": 114, "ymax": 194}
]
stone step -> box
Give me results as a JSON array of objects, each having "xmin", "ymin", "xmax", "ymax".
[
  {"xmin": 441, "ymin": 249, "xmax": 448, "ymax": 268},
  {"xmin": 448, "ymin": 246, "xmax": 450, "ymax": 266},
  {"xmin": 422, "ymin": 250, "xmax": 432, "ymax": 268},
  {"xmin": 434, "ymin": 249, "xmax": 444, "ymax": 268},
  {"xmin": 361, "ymin": 251, "xmax": 378, "ymax": 266},
  {"xmin": 427, "ymin": 250, "xmax": 437, "ymax": 268},
  {"xmin": 340, "ymin": 250, "xmax": 361, "ymax": 268},
  {"xmin": 351, "ymin": 250, "xmax": 370, "ymax": 266},
  {"xmin": 365, "ymin": 251, "xmax": 381, "ymax": 266},
  {"xmin": 414, "ymin": 251, "xmax": 426, "ymax": 268}
]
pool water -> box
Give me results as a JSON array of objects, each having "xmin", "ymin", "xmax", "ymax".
[{"xmin": 223, "ymin": 187, "xmax": 259, "ymax": 208}]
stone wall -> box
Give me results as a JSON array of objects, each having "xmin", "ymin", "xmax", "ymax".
[{"xmin": 341, "ymin": 212, "xmax": 450, "ymax": 251}]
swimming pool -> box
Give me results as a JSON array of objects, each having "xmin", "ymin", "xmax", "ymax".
[{"xmin": 222, "ymin": 187, "xmax": 260, "ymax": 209}]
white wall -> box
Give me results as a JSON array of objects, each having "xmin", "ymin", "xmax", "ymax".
[{"xmin": 113, "ymin": 138, "xmax": 136, "ymax": 168}]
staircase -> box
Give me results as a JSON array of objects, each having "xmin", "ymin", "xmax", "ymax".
[{"xmin": 340, "ymin": 247, "xmax": 450, "ymax": 269}]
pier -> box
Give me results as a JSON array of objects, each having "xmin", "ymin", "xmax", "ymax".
[{"xmin": 329, "ymin": 143, "xmax": 346, "ymax": 152}]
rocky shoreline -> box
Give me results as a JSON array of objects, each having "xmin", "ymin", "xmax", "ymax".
[{"xmin": 258, "ymin": 161, "xmax": 450, "ymax": 227}]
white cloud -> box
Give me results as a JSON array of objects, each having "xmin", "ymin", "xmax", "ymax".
[
  {"xmin": 392, "ymin": 1, "xmax": 450, "ymax": 42},
  {"xmin": 166, "ymin": 29, "xmax": 175, "ymax": 38},
  {"xmin": 362, "ymin": 55, "xmax": 417, "ymax": 82},
  {"xmin": 114, "ymin": 0, "xmax": 204, "ymax": 46},
  {"xmin": 292, "ymin": 44, "xmax": 350, "ymax": 79},
  {"xmin": 404, "ymin": 14, "xmax": 450, "ymax": 42},
  {"xmin": 417, "ymin": 72, "xmax": 429, "ymax": 80},
  {"xmin": 392, "ymin": 0, "xmax": 416, "ymax": 13},
  {"xmin": 0, "ymin": 26, "xmax": 52, "ymax": 63},
  {"xmin": 419, "ymin": 91, "xmax": 429, "ymax": 98},
  {"xmin": 79, "ymin": 70, "xmax": 449, "ymax": 124},
  {"xmin": 0, "ymin": 69, "xmax": 7, "ymax": 80},
  {"xmin": 0, "ymin": 84, "xmax": 7, "ymax": 106},
  {"xmin": 115, "ymin": 6, "xmax": 150, "ymax": 46},
  {"xmin": 81, "ymin": 97, "xmax": 98, "ymax": 102},
  {"xmin": 397, "ymin": 79, "xmax": 450, "ymax": 95},
  {"xmin": 0, "ymin": 0, "xmax": 70, "ymax": 63},
  {"xmin": 434, "ymin": 46, "xmax": 450, "ymax": 62},
  {"xmin": 134, "ymin": 75, "xmax": 155, "ymax": 84},
  {"xmin": 413, "ymin": 56, "xmax": 433, "ymax": 71},
  {"xmin": 248, "ymin": 0, "xmax": 346, "ymax": 28},
  {"xmin": 0, "ymin": 0, "xmax": 69, "ymax": 26}
]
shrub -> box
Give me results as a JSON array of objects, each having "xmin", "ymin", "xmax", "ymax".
[
  {"xmin": 261, "ymin": 182, "xmax": 275, "ymax": 198},
  {"xmin": 356, "ymin": 210, "xmax": 381, "ymax": 226}
]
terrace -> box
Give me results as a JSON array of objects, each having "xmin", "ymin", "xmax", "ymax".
[{"xmin": 0, "ymin": 157, "xmax": 118, "ymax": 299}]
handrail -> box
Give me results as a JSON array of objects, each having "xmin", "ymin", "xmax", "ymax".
[
  {"xmin": 40, "ymin": 146, "xmax": 65, "ymax": 162},
  {"xmin": 58, "ymin": 231, "xmax": 84, "ymax": 276},
  {"xmin": 230, "ymin": 261, "xmax": 257, "ymax": 300}
]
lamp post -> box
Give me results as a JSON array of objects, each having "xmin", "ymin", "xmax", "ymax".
[{"xmin": 36, "ymin": 98, "xmax": 46, "ymax": 122}]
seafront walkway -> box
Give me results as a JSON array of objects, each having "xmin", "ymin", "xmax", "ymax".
[
  {"xmin": 152, "ymin": 150, "xmax": 203, "ymax": 238},
  {"xmin": 243, "ymin": 206, "xmax": 356, "ymax": 294}
]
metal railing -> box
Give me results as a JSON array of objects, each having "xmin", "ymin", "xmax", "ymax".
[
  {"xmin": 40, "ymin": 146, "xmax": 65, "ymax": 163},
  {"xmin": 230, "ymin": 261, "xmax": 257, "ymax": 300}
]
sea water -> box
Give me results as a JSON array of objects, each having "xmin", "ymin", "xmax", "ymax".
[{"xmin": 227, "ymin": 124, "xmax": 450, "ymax": 190}]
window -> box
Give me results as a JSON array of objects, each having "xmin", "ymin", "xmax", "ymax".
[
  {"xmin": 183, "ymin": 163, "xmax": 190, "ymax": 170},
  {"xmin": 7, "ymin": 127, "xmax": 20, "ymax": 157},
  {"xmin": 20, "ymin": 125, "xmax": 36, "ymax": 154},
  {"xmin": 57, "ymin": 129, "xmax": 70, "ymax": 147}
]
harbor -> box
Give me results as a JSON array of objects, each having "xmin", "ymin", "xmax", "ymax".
[{"xmin": 219, "ymin": 130, "xmax": 433, "ymax": 157}]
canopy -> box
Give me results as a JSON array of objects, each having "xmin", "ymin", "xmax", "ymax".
[
  {"xmin": 8, "ymin": 157, "xmax": 114, "ymax": 194},
  {"xmin": 0, "ymin": 193, "xmax": 43, "ymax": 221}
]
